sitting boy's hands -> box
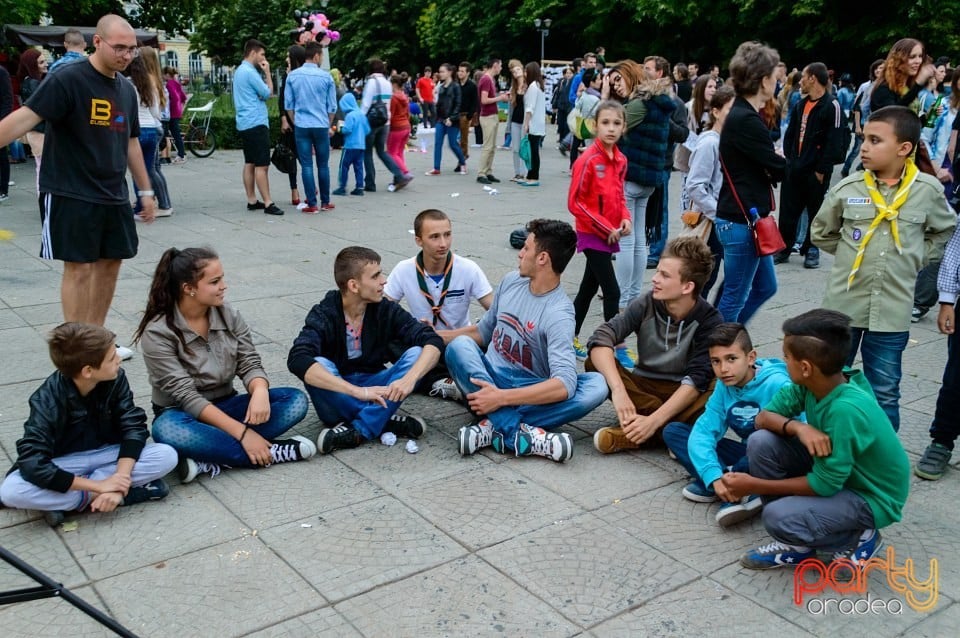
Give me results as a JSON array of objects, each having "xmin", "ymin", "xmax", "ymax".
[
  {"xmin": 795, "ymin": 423, "xmax": 832, "ymax": 457},
  {"xmin": 240, "ymin": 429, "xmax": 273, "ymax": 466},
  {"xmin": 712, "ymin": 478, "xmax": 739, "ymax": 503},
  {"xmin": 90, "ymin": 491, "xmax": 123, "ymax": 512},
  {"xmin": 719, "ymin": 472, "xmax": 752, "ymax": 500},
  {"xmin": 98, "ymin": 473, "xmax": 131, "ymax": 496},
  {"xmin": 467, "ymin": 378, "xmax": 504, "ymax": 414},
  {"xmin": 245, "ymin": 387, "xmax": 271, "ymax": 425}
]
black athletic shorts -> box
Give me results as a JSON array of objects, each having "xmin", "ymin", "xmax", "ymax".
[
  {"xmin": 39, "ymin": 193, "xmax": 138, "ymax": 263},
  {"xmin": 238, "ymin": 125, "xmax": 271, "ymax": 167}
]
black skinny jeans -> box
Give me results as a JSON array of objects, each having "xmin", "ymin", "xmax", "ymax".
[{"xmin": 574, "ymin": 248, "xmax": 621, "ymax": 335}]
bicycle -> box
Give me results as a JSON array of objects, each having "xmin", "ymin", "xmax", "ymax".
[{"xmin": 183, "ymin": 100, "xmax": 217, "ymax": 158}]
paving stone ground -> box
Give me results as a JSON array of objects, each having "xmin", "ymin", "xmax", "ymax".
[{"xmin": 0, "ymin": 130, "xmax": 956, "ymax": 637}]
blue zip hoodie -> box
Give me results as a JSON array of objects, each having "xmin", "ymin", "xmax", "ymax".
[
  {"xmin": 688, "ymin": 358, "xmax": 792, "ymax": 488},
  {"xmin": 339, "ymin": 93, "xmax": 370, "ymax": 150}
]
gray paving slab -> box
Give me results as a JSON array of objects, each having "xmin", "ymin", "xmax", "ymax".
[{"xmin": 0, "ymin": 137, "xmax": 956, "ymax": 635}]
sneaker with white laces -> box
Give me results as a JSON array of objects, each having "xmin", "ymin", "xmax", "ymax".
[
  {"xmin": 573, "ymin": 337, "xmax": 587, "ymax": 361},
  {"xmin": 429, "ymin": 377, "xmax": 463, "ymax": 401},
  {"xmin": 715, "ymin": 494, "xmax": 763, "ymax": 527},
  {"xmin": 269, "ymin": 435, "xmax": 317, "ymax": 463},
  {"xmin": 178, "ymin": 457, "xmax": 223, "ymax": 484},
  {"xmin": 458, "ymin": 419, "xmax": 493, "ymax": 455},
  {"xmin": 116, "ymin": 345, "xmax": 135, "ymax": 360},
  {"xmin": 317, "ymin": 423, "xmax": 363, "ymax": 454},
  {"xmin": 830, "ymin": 530, "xmax": 883, "ymax": 580},
  {"xmin": 383, "ymin": 414, "xmax": 426, "ymax": 439},
  {"xmin": 514, "ymin": 424, "xmax": 573, "ymax": 462},
  {"xmin": 123, "ymin": 479, "xmax": 170, "ymax": 505},
  {"xmin": 740, "ymin": 541, "xmax": 815, "ymax": 569}
]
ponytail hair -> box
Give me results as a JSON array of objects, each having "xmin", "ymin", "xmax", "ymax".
[{"xmin": 133, "ymin": 246, "xmax": 219, "ymax": 350}]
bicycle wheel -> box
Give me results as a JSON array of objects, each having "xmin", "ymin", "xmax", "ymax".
[{"xmin": 186, "ymin": 127, "xmax": 217, "ymax": 157}]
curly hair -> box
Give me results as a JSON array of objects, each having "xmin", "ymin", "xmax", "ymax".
[{"xmin": 883, "ymin": 38, "xmax": 923, "ymax": 95}]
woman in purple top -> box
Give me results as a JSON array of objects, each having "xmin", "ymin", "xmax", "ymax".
[{"xmin": 164, "ymin": 67, "xmax": 189, "ymax": 163}]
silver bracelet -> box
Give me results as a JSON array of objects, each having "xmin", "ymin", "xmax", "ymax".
[{"xmin": 138, "ymin": 190, "xmax": 155, "ymax": 197}]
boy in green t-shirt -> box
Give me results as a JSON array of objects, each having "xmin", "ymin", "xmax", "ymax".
[{"xmin": 719, "ymin": 309, "xmax": 910, "ymax": 570}]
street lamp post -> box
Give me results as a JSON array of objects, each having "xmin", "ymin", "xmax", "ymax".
[{"xmin": 533, "ymin": 18, "xmax": 551, "ymax": 67}]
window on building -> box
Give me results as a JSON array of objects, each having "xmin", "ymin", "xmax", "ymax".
[
  {"xmin": 189, "ymin": 52, "xmax": 203, "ymax": 79},
  {"xmin": 164, "ymin": 51, "xmax": 179, "ymax": 72}
]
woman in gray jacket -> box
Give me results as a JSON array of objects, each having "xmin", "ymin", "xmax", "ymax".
[{"xmin": 135, "ymin": 247, "xmax": 314, "ymax": 483}]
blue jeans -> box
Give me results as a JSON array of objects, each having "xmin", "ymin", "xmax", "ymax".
[
  {"xmin": 337, "ymin": 148, "xmax": 365, "ymax": 190},
  {"xmin": 615, "ymin": 182, "xmax": 653, "ymax": 308},
  {"xmin": 304, "ymin": 347, "xmax": 421, "ymax": 439},
  {"xmin": 0, "ymin": 443, "xmax": 178, "ymax": 512},
  {"xmin": 647, "ymin": 170, "xmax": 671, "ymax": 261},
  {"xmin": 846, "ymin": 329, "xmax": 909, "ymax": 432},
  {"xmin": 433, "ymin": 119, "xmax": 466, "ymax": 170},
  {"xmin": 715, "ymin": 220, "xmax": 778, "ymax": 324},
  {"xmin": 151, "ymin": 388, "xmax": 308, "ymax": 466},
  {"xmin": 930, "ymin": 318, "xmax": 960, "ymax": 447},
  {"xmin": 133, "ymin": 127, "xmax": 164, "ymax": 213},
  {"xmin": 444, "ymin": 335, "xmax": 608, "ymax": 448},
  {"xmin": 295, "ymin": 126, "xmax": 331, "ymax": 206},
  {"xmin": 662, "ymin": 422, "xmax": 749, "ymax": 491}
]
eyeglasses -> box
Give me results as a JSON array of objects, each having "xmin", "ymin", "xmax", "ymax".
[{"xmin": 101, "ymin": 40, "xmax": 140, "ymax": 58}]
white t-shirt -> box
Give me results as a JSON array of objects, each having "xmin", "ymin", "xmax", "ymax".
[{"xmin": 385, "ymin": 254, "xmax": 493, "ymax": 329}]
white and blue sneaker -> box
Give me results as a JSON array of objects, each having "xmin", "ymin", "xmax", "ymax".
[
  {"xmin": 831, "ymin": 529, "xmax": 883, "ymax": 576},
  {"xmin": 514, "ymin": 424, "xmax": 573, "ymax": 463},
  {"xmin": 573, "ymin": 337, "xmax": 588, "ymax": 361},
  {"xmin": 741, "ymin": 541, "xmax": 815, "ymax": 570},
  {"xmin": 715, "ymin": 494, "xmax": 763, "ymax": 527},
  {"xmin": 681, "ymin": 481, "xmax": 718, "ymax": 503}
]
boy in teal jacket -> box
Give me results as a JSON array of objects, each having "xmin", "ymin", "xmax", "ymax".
[
  {"xmin": 663, "ymin": 323, "xmax": 792, "ymax": 527},
  {"xmin": 333, "ymin": 93, "xmax": 371, "ymax": 196},
  {"xmin": 721, "ymin": 309, "xmax": 910, "ymax": 570}
]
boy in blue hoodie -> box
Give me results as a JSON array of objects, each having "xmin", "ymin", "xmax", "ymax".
[
  {"xmin": 333, "ymin": 93, "xmax": 371, "ymax": 197},
  {"xmin": 663, "ymin": 323, "xmax": 791, "ymax": 527}
]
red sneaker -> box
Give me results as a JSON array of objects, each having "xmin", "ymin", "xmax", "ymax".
[
  {"xmin": 320, "ymin": 203, "xmax": 336, "ymax": 211},
  {"xmin": 301, "ymin": 205, "xmax": 319, "ymax": 214}
]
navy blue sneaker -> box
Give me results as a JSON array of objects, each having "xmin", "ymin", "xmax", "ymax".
[
  {"xmin": 681, "ymin": 481, "xmax": 718, "ymax": 503},
  {"xmin": 123, "ymin": 479, "xmax": 170, "ymax": 506},
  {"xmin": 715, "ymin": 494, "xmax": 763, "ymax": 527},
  {"xmin": 830, "ymin": 530, "xmax": 883, "ymax": 580},
  {"xmin": 741, "ymin": 541, "xmax": 815, "ymax": 570}
]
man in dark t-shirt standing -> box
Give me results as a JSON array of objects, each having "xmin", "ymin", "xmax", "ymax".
[{"xmin": 0, "ymin": 14, "xmax": 152, "ymax": 329}]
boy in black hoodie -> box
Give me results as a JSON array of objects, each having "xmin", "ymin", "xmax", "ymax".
[{"xmin": 587, "ymin": 236, "xmax": 722, "ymax": 453}]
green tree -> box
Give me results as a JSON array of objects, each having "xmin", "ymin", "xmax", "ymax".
[
  {"xmin": 0, "ymin": 0, "xmax": 48, "ymax": 25},
  {"xmin": 131, "ymin": 0, "xmax": 200, "ymax": 37}
]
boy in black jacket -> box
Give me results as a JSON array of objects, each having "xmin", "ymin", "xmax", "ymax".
[
  {"xmin": 287, "ymin": 246, "xmax": 443, "ymax": 453},
  {"xmin": 0, "ymin": 323, "xmax": 177, "ymax": 527}
]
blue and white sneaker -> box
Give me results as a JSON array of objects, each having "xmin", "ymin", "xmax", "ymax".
[
  {"xmin": 615, "ymin": 347, "xmax": 635, "ymax": 370},
  {"xmin": 741, "ymin": 541, "xmax": 815, "ymax": 569},
  {"xmin": 573, "ymin": 337, "xmax": 588, "ymax": 362},
  {"xmin": 832, "ymin": 529, "xmax": 883, "ymax": 566},
  {"xmin": 458, "ymin": 419, "xmax": 494, "ymax": 456},
  {"xmin": 715, "ymin": 494, "xmax": 763, "ymax": 527},
  {"xmin": 681, "ymin": 481, "xmax": 718, "ymax": 503}
]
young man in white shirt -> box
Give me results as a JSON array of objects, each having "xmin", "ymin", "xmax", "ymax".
[{"xmin": 385, "ymin": 209, "xmax": 493, "ymax": 400}]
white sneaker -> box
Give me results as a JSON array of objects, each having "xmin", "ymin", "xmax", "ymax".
[
  {"xmin": 296, "ymin": 201, "xmax": 308, "ymax": 210},
  {"xmin": 458, "ymin": 419, "xmax": 494, "ymax": 455},
  {"xmin": 269, "ymin": 435, "xmax": 317, "ymax": 463},
  {"xmin": 155, "ymin": 208, "xmax": 173, "ymax": 217},
  {"xmin": 429, "ymin": 377, "xmax": 463, "ymax": 401},
  {"xmin": 178, "ymin": 457, "xmax": 223, "ymax": 484},
  {"xmin": 116, "ymin": 345, "xmax": 135, "ymax": 360}
]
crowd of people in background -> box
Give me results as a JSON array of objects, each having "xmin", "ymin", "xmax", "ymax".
[{"xmin": 2, "ymin": 13, "xmax": 960, "ymax": 581}]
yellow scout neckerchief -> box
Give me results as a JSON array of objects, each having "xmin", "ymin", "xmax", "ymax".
[{"xmin": 847, "ymin": 158, "xmax": 919, "ymax": 290}]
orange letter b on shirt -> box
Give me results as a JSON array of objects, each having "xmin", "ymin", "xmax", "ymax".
[{"xmin": 90, "ymin": 99, "xmax": 111, "ymax": 123}]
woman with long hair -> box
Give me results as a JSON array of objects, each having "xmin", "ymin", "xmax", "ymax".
[
  {"xmin": 164, "ymin": 66, "xmax": 189, "ymax": 164},
  {"xmin": 17, "ymin": 48, "xmax": 47, "ymax": 190},
  {"xmin": 507, "ymin": 59, "xmax": 527, "ymax": 181},
  {"xmin": 520, "ymin": 61, "xmax": 546, "ymax": 186},
  {"xmin": 871, "ymin": 38, "xmax": 936, "ymax": 111},
  {"xmin": 602, "ymin": 59, "xmax": 675, "ymax": 367},
  {"xmin": 676, "ymin": 74, "xmax": 718, "ymax": 210},
  {"xmin": 279, "ymin": 45, "xmax": 306, "ymax": 206},
  {"xmin": 126, "ymin": 47, "xmax": 172, "ymax": 217},
  {"xmin": 714, "ymin": 41, "xmax": 786, "ymax": 324},
  {"xmin": 135, "ymin": 247, "xmax": 314, "ymax": 483}
]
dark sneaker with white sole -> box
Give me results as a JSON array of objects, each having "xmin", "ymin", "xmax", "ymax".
[
  {"xmin": 317, "ymin": 423, "xmax": 363, "ymax": 454},
  {"xmin": 123, "ymin": 479, "xmax": 170, "ymax": 506},
  {"xmin": 383, "ymin": 414, "xmax": 426, "ymax": 439},
  {"xmin": 270, "ymin": 436, "xmax": 317, "ymax": 463},
  {"xmin": 715, "ymin": 494, "xmax": 763, "ymax": 527}
]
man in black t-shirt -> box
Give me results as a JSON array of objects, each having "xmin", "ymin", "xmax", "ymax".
[{"xmin": 0, "ymin": 14, "xmax": 153, "ymax": 328}]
